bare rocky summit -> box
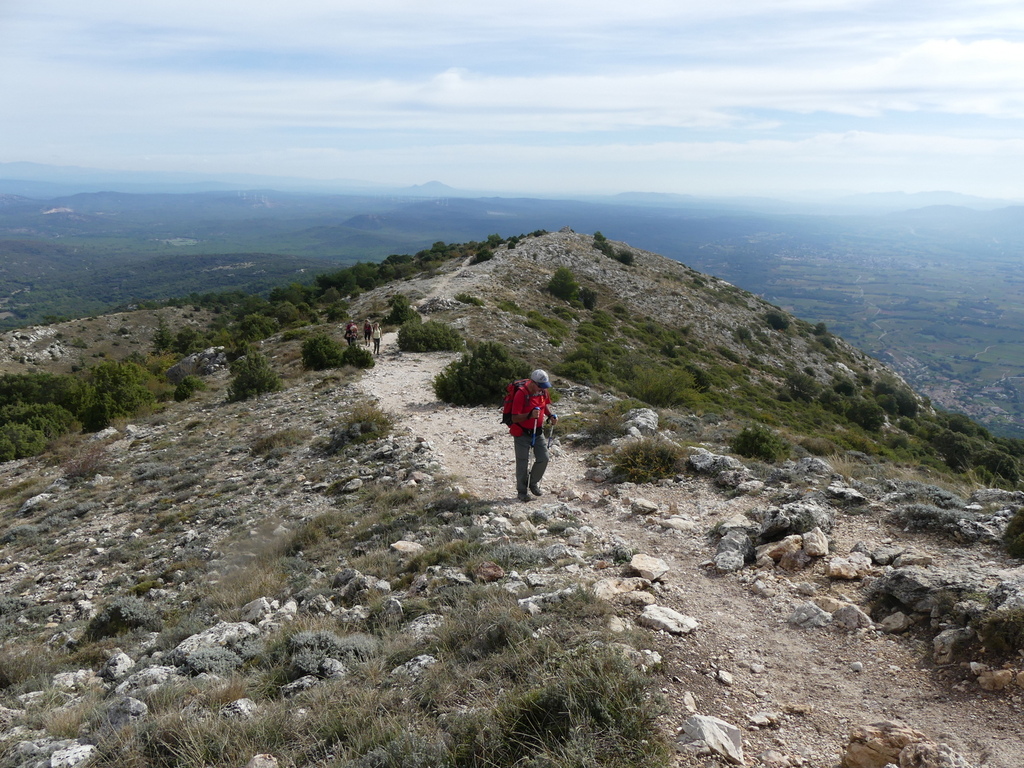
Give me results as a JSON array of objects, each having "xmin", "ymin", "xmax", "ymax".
[{"xmin": 1, "ymin": 231, "xmax": 1023, "ymax": 767}]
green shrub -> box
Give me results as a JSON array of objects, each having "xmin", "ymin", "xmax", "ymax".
[
  {"xmin": 397, "ymin": 320, "xmax": 464, "ymax": 352},
  {"xmin": 82, "ymin": 361, "xmax": 156, "ymax": 431},
  {"xmin": 764, "ymin": 310, "xmax": 790, "ymax": 331},
  {"xmin": 0, "ymin": 424, "xmax": 47, "ymax": 461},
  {"xmin": 731, "ymin": 425, "xmax": 788, "ymax": 461},
  {"xmin": 977, "ymin": 609, "xmax": 1024, "ymax": 656},
  {"xmin": 326, "ymin": 403, "xmax": 394, "ymax": 451},
  {"xmin": 341, "ymin": 344, "xmax": 375, "ymax": 369},
  {"xmin": 785, "ymin": 372, "xmax": 820, "ymax": 401},
  {"xmin": 614, "ymin": 437, "xmax": 684, "ymax": 483},
  {"xmin": 227, "ymin": 352, "xmax": 282, "ymax": 402},
  {"xmin": 433, "ymin": 342, "xmax": 526, "ymax": 406},
  {"xmin": 384, "ymin": 293, "xmax": 419, "ymax": 325},
  {"xmin": 625, "ymin": 366, "xmax": 696, "ymax": 408},
  {"xmin": 1004, "ymin": 508, "xmax": 1024, "ymax": 558},
  {"xmin": 547, "ymin": 267, "xmax": 580, "ymax": 302},
  {"xmin": 302, "ymin": 333, "xmax": 347, "ymax": 370},
  {"xmin": 236, "ymin": 313, "xmax": 280, "ymax": 342},
  {"xmin": 173, "ymin": 375, "xmax": 206, "ymax": 402},
  {"xmin": 579, "ymin": 286, "xmax": 598, "ymax": 310},
  {"xmin": 454, "ymin": 293, "xmax": 484, "ymax": 307}
]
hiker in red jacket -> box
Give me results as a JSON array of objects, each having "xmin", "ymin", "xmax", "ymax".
[{"xmin": 508, "ymin": 369, "xmax": 557, "ymax": 502}]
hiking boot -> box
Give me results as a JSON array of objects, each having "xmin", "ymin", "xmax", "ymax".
[
  {"xmin": 529, "ymin": 484, "xmax": 543, "ymax": 497},
  {"xmin": 517, "ymin": 493, "xmax": 532, "ymax": 503}
]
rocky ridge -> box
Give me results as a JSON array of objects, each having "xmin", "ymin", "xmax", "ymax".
[{"xmin": 0, "ymin": 233, "xmax": 1022, "ymax": 767}]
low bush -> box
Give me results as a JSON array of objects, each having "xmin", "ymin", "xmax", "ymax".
[
  {"xmin": 301, "ymin": 333, "xmax": 347, "ymax": 370},
  {"xmin": 563, "ymin": 408, "xmax": 626, "ymax": 446},
  {"xmin": 731, "ymin": 425, "xmax": 789, "ymax": 462},
  {"xmin": 433, "ymin": 341, "xmax": 526, "ymax": 406},
  {"xmin": 614, "ymin": 437, "xmax": 684, "ymax": 483},
  {"xmin": 889, "ymin": 503, "xmax": 978, "ymax": 538},
  {"xmin": 173, "ymin": 375, "xmax": 207, "ymax": 402},
  {"xmin": 454, "ymin": 292, "xmax": 484, "ymax": 306},
  {"xmin": 977, "ymin": 608, "xmax": 1024, "ymax": 656},
  {"xmin": 1004, "ymin": 508, "xmax": 1024, "ymax": 558},
  {"xmin": 251, "ymin": 428, "xmax": 311, "ymax": 458},
  {"xmin": 341, "ymin": 344, "xmax": 375, "ymax": 369},
  {"xmin": 397, "ymin": 320, "xmax": 463, "ymax": 352},
  {"xmin": 384, "ymin": 293, "xmax": 419, "ymax": 325},
  {"xmin": 227, "ymin": 352, "xmax": 282, "ymax": 402},
  {"xmin": 84, "ymin": 596, "xmax": 162, "ymax": 641}
]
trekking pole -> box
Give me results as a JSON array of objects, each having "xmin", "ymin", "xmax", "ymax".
[
  {"xmin": 531, "ymin": 407, "xmax": 540, "ymax": 447},
  {"xmin": 546, "ymin": 418, "xmax": 557, "ymax": 449}
]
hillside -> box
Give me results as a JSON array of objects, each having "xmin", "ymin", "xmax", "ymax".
[{"xmin": 1, "ymin": 231, "xmax": 1023, "ymax": 768}]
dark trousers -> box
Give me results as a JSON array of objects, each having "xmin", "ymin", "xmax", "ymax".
[
  {"xmin": 514, "ymin": 432, "xmax": 549, "ymax": 494},
  {"xmin": 373, "ymin": 338, "xmax": 380, "ymax": 354}
]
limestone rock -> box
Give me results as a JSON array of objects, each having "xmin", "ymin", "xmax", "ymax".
[
  {"xmin": 826, "ymin": 552, "xmax": 874, "ymax": 580},
  {"xmin": 592, "ymin": 576, "xmax": 650, "ymax": 601},
  {"xmin": 679, "ymin": 714, "xmax": 744, "ymax": 764},
  {"xmin": 637, "ymin": 605, "xmax": 699, "ymax": 635},
  {"xmin": 802, "ymin": 526, "xmax": 830, "ymax": 557},
  {"xmin": 628, "ymin": 553, "xmax": 668, "ymax": 581},
  {"xmin": 788, "ymin": 601, "xmax": 832, "ymax": 628},
  {"xmin": 843, "ymin": 721, "xmax": 927, "ymax": 768},
  {"xmin": 390, "ymin": 540, "xmax": 425, "ymax": 555}
]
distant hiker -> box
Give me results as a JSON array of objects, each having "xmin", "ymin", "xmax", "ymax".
[
  {"xmin": 371, "ymin": 321, "xmax": 382, "ymax": 354},
  {"xmin": 344, "ymin": 321, "xmax": 358, "ymax": 347},
  {"xmin": 508, "ymin": 369, "xmax": 557, "ymax": 503},
  {"xmin": 363, "ymin": 319, "xmax": 372, "ymax": 346}
]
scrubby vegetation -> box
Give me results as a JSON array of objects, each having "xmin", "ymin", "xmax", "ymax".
[{"xmin": 433, "ymin": 342, "xmax": 527, "ymax": 406}]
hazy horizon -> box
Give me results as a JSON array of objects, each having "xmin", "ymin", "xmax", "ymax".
[{"xmin": 4, "ymin": 2, "xmax": 1024, "ymax": 198}]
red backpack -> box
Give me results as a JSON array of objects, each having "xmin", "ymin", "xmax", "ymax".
[{"xmin": 500, "ymin": 379, "xmax": 530, "ymax": 425}]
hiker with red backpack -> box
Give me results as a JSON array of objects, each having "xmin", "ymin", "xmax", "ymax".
[{"xmin": 505, "ymin": 369, "xmax": 557, "ymax": 503}]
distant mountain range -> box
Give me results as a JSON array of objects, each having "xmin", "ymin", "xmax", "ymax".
[{"xmin": 1, "ymin": 161, "xmax": 1019, "ymax": 213}]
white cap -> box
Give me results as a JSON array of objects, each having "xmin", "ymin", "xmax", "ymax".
[{"xmin": 530, "ymin": 369, "xmax": 551, "ymax": 388}]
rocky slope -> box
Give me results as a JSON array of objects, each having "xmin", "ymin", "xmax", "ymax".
[{"xmin": 0, "ymin": 231, "xmax": 1022, "ymax": 768}]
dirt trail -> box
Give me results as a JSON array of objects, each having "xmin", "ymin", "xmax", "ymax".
[{"xmin": 357, "ymin": 348, "xmax": 1023, "ymax": 768}]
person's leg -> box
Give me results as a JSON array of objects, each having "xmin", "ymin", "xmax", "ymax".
[
  {"xmin": 528, "ymin": 437, "xmax": 549, "ymax": 494},
  {"xmin": 514, "ymin": 435, "xmax": 532, "ymax": 498}
]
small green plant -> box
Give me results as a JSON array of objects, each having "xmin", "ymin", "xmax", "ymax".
[
  {"xmin": 976, "ymin": 608, "xmax": 1024, "ymax": 656},
  {"xmin": 251, "ymin": 428, "xmax": 311, "ymax": 457},
  {"xmin": 173, "ymin": 375, "xmax": 207, "ymax": 402},
  {"xmin": 731, "ymin": 424, "xmax": 788, "ymax": 461},
  {"xmin": 614, "ymin": 437, "xmax": 684, "ymax": 483},
  {"xmin": 454, "ymin": 292, "xmax": 484, "ymax": 307},
  {"xmin": 226, "ymin": 352, "xmax": 282, "ymax": 402},
  {"xmin": 84, "ymin": 596, "xmax": 162, "ymax": 640},
  {"xmin": 1004, "ymin": 508, "xmax": 1024, "ymax": 558}
]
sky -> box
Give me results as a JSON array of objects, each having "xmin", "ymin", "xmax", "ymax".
[{"xmin": 3, "ymin": 1, "xmax": 1024, "ymax": 198}]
